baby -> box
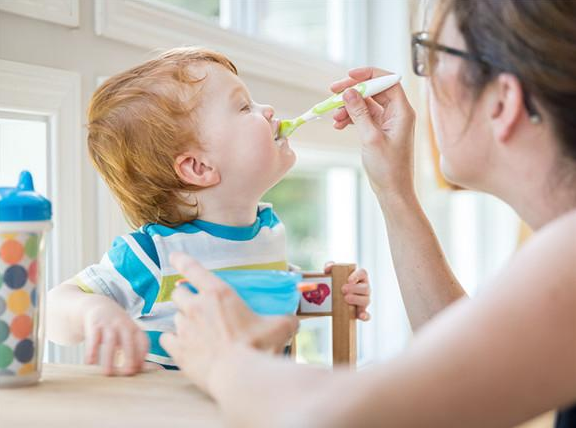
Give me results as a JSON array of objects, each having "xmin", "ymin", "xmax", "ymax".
[{"xmin": 47, "ymin": 47, "xmax": 371, "ymax": 375}]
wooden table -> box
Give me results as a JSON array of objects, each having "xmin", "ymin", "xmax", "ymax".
[{"xmin": 0, "ymin": 364, "xmax": 225, "ymax": 428}]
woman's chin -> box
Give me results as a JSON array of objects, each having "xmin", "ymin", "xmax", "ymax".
[{"xmin": 440, "ymin": 159, "xmax": 465, "ymax": 188}]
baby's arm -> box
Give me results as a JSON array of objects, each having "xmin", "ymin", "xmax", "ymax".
[{"xmin": 47, "ymin": 280, "xmax": 149, "ymax": 376}]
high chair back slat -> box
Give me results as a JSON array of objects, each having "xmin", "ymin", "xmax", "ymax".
[{"xmin": 293, "ymin": 263, "xmax": 357, "ymax": 367}]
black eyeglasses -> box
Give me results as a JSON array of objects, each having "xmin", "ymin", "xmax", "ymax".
[{"xmin": 411, "ymin": 31, "xmax": 541, "ymax": 124}]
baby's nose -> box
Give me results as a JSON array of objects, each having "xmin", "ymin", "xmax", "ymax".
[{"xmin": 261, "ymin": 104, "xmax": 275, "ymax": 121}]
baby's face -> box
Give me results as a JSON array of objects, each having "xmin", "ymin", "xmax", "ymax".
[{"xmin": 193, "ymin": 63, "xmax": 296, "ymax": 198}]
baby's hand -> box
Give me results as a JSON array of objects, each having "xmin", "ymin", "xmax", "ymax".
[
  {"xmin": 82, "ymin": 298, "xmax": 149, "ymax": 376},
  {"xmin": 324, "ymin": 263, "xmax": 371, "ymax": 321}
]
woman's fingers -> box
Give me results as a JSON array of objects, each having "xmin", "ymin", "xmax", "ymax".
[
  {"xmin": 171, "ymin": 286, "xmax": 202, "ymax": 319},
  {"xmin": 330, "ymin": 67, "xmax": 393, "ymax": 94},
  {"xmin": 160, "ymin": 332, "xmax": 181, "ymax": 362},
  {"xmin": 343, "ymin": 90, "xmax": 382, "ymax": 145},
  {"xmin": 348, "ymin": 66, "xmax": 389, "ymax": 80},
  {"xmin": 333, "ymin": 107, "xmax": 348, "ymax": 121},
  {"xmin": 333, "ymin": 117, "xmax": 353, "ymax": 130},
  {"xmin": 169, "ymin": 252, "xmax": 228, "ymax": 295},
  {"xmin": 330, "ymin": 76, "xmax": 361, "ymax": 94},
  {"xmin": 248, "ymin": 315, "xmax": 298, "ymax": 351}
]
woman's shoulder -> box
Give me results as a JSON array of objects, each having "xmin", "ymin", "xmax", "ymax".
[
  {"xmin": 508, "ymin": 210, "xmax": 576, "ymax": 288},
  {"xmin": 528, "ymin": 209, "xmax": 576, "ymax": 254}
]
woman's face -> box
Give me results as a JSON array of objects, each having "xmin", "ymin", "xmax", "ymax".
[{"xmin": 428, "ymin": 13, "xmax": 494, "ymax": 190}]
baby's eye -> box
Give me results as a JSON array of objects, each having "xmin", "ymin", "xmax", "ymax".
[{"xmin": 240, "ymin": 103, "xmax": 251, "ymax": 112}]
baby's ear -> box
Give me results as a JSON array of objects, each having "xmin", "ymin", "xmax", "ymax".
[{"xmin": 174, "ymin": 151, "xmax": 220, "ymax": 188}]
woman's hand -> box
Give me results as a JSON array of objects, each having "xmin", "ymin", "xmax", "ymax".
[
  {"xmin": 160, "ymin": 252, "xmax": 299, "ymax": 394},
  {"xmin": 83, "ymin": 297, "xmax": 149, "ymax": 376},
  {"xmin": 324, "ymin": 263, "xmax": 371, "ymax": 321},
  {"xmin": 332, "ymin": 67, "xmax": 416, "ymax": 202}
]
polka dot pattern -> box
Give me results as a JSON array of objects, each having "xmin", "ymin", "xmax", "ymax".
[
  {"xmin": 0, "ymin": 231, "xmax": 44, "ymax": 384},
  {"xmin": 4, "ymin": 265, "xmax": 27, "ymax": 289},
  {"xmin": 7, "ymin": 290, "xmax": 30, "ymax": 315},
  {"xmin": 0, "ymin": 240, "xmax": 24, "ymax": 265},
  {"xmin": 28, "ymin": 260, "xmax": 38, "ymax": 285},
  {"xmin": 0, "ymin": 344, "xmax": 13, "ymax": 369},
  {"xmin": 0, "ymin": 321, "xmax": 8, "ymax": 343},
  {"xmin": 11, "ymin": 315, "xmax": 32, "ymax": 339},
  {"xmin": 24, "ymin": 236, "xmax": 39, "ymax": 259},
  {"xmin": 14, "ymin": 339, "xmax": 34, "ymax": 363}
]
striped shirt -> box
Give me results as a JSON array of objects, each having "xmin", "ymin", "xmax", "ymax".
[{"xmin": 75, "ymin": 203, "xmax": 287, "ymax": 366}]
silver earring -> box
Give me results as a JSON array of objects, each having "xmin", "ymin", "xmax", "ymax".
[{"xmin": 530, "ymin": 114, "xmax": 542, "ymax": 125}]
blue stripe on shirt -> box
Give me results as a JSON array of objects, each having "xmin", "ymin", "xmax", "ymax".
[
  {"xmin": 146, "ymin": 330, "xmax": 170, "ymax": 358},
  {"xmin": 142, "ymin": 222, "xmax": 202, "ymax": 238},
  {"xmin": 130, "ymin": 231, "xmax": 160, "ymax": 268},
  {"xmin": 141, "ymin": 206, "xmax": 280, "ymax": 240},
  {"xmin": 108, "ymin": 237, "xmax": 159, "ymax": 315},
  {"xmin": 259, "ymin": 206, "xmax": 281, "ymax": 229}
]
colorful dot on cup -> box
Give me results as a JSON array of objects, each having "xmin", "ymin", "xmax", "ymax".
[
  {"xmin": 0, "ymin": 296, "xmax": 5, "ymax": 315},
  {"xmin": 0, "ymin": 239, "xmax": 24, "ymax": 265},
  {"xmin": 0, "ymin": 320, "xmax": 9, "ymax": 343},
  {"xmin": 7, "ymin": 290, "xmax": 30, "ymax": 315},
  {"xmin": 18, "ymin": 363, "xmax": 35, "ymax": 376},
  {"xmin": 31, "ymin": 288, "xmax": 37, "ymax": 308},
  {"xmin": 25, "ymin": 235, "xmax": 39, "ymax": 259},
  {"xmin": 28, "ymin": 260, "xmax": 38, "ymax": 285},
  {"xmin": 4, "ymin": 265, "xmax": 28, "ymax": 289},
  {"xmin": 0, "ymin": 344, "xmax": 13, "ymax": 369},
  {"xmin": 11, "ymin": 315, "xmax": 33, "ymax": 340},
  {"xmin": 14, "ymin": 339, "xmax": 34, "ymax": 363}
]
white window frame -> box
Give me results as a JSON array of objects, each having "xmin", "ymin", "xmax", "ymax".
[
  {"xmin": 94, "ymin": 0, "xmax": 352, "ymax": 94},
  {"xmin": 0, "ymin": 0, "xmax": 79, "ymax": 27},
  {"xmin": 0, "ymin": 59, "xmax": 83, "ymax": 363}
]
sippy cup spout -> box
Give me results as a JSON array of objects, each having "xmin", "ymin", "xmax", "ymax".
[{"xmin": 17, "ymin": 170, "xmax": 35, "ymax": 191}]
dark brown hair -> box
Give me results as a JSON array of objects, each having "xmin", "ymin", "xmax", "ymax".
[{"xmin": 431, "ymin": 0, "xmax": 576, "ymax": 163}]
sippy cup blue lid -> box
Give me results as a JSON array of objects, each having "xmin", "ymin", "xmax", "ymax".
[{"xmin": 0, "ymin": 171, "xmax": 52, "ymax": 221}]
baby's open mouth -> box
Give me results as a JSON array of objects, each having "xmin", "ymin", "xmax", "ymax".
[
  {"xmin": 272, "ymin": 118, "xmax": 281, "ymax": 140},
  {"xmin": 272, "ymin": 119, "xmax": 287, "ymax": 147}
]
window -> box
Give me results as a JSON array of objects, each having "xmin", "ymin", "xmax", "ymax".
[
  {"xmin": 254, "ymin": 0, "xmax": 331, "ymax": 60},
  {"xmin": 0, "ymin": 114, "xmax": 49, "ymax": 197},
  {"xmin": 0, "ymin": 60, "xmax": 82, "ymax": 365},
  {"xmin": 147, "ymin": 0, "xmax": 347, "ymax": 61},
  {"xmin": 152, "ymin": 0, "xmax": 220, "ymax": 21},
  {"xmin": 264, "ymin": 162, "xmax": 360, "ymax": 366},
  {"xmin": 447, "ymin": 191, "xmax": 520, "ymax": 296},
  {"xmin": 265, "ymin": 167, "xmax": 358, "ymax": 270}
]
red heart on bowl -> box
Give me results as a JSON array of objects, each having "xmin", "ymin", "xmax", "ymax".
[{"xmin": 302, "ymin": 283, "xmax": 331, "ymax": 306}]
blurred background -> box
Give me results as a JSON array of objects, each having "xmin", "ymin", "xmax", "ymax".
[{"xmin": 0, "ymin": 0, "xmax": 521, "ymax": 369}]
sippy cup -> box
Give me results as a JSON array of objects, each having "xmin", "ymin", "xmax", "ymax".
[{"xmin": 0, "ymin": 171, "xmax": 52, "ymax": 387}]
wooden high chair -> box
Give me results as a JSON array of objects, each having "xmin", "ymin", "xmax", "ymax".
[{"xmin": 290, "ymin": 263, "xmax": 357, "ymax": 368}]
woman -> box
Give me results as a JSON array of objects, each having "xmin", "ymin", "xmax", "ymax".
[{"xmin": 161, "ymin": 0, "xmax": 576, "ymax": 426}]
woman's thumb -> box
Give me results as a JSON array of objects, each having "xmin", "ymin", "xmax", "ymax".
[{"xmin": 343, "ymin": 89, "xmax": 379, "ymax": 141}]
